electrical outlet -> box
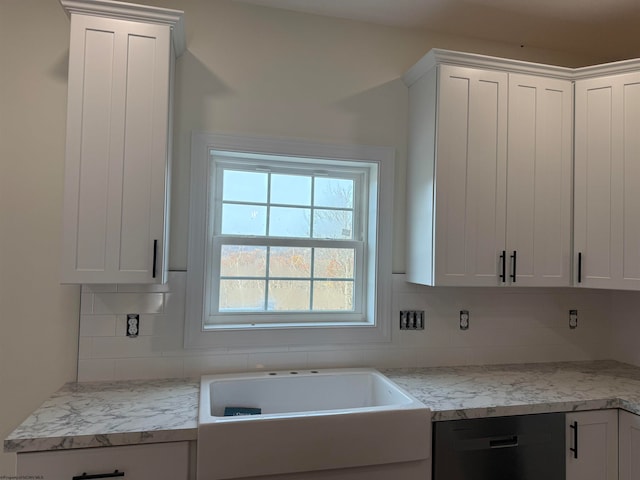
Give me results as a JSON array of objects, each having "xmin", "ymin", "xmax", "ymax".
[
  {"xmin": 400, "ymin": 310, "xmax": 425, "ymax": 330},
  {"xmin": 569, "ymin": 309, "xmax": 578, "ymax": 329},
  {"xmin": 460, "ymin": 310, "xmax": 470, "ymax": 330},
  {"xmin": 126, "ymin": 314, "xmax": 140, "ymax": 337}
]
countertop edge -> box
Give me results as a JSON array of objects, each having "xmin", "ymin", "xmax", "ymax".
[
  {"xmin": 430, "ymin": 398, "xmax": 622, "ymax": 421},
  {"xmin": 4, "ymin": 427, "xmax": 198, "ymax": 454}
]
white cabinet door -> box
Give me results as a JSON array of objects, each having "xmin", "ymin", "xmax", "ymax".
[
  {"xmin": 17, "ymin": 442, "xmax": 189, "ymax": 480},
  {"xmin": 619, "ymin": 410, "xmax": 640, "ymax": 480},
  {"xmin": 506, "ymin": 74, "xmax": 573, "ymax": 286},
  {"xmin": 407, "ymin": 61, "xmax": 571, "ymax": 287},
  {"xmin": 61, "ymin": 13, "xmax": 173, "ymax": 284},
  {"xmin": 566, "ymin": 410, "xmax": 618, "ymax": 480},
  {"xmin": 574, "ymin": 71, "xmax": 640, "ymax": 289},
  {"xmin": 433, "ymin": 64, "xmax": 508, "ymax": 286}
]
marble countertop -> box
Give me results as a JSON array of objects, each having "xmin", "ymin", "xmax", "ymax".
[
  {"xmin": 383, "ymin": 360, "xmax": 640, "ymax": 421},
  {"xmin": 4, "ymin": 377, "xmax": 199, "ymax": 453},
  {"xmin": 7, "ymin": 360, "xmax": 640, "ymax": 453}
]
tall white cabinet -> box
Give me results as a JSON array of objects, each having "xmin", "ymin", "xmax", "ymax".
[
  {"xmin": 429, "ymin": 64, "xmax": 508, "ymax": 286},
  {"xmin": 574, "ymin": 70, "xmax": 640, "ymax": 289},
  {"xmin": 404, "ymin": 50, "xmax": 573, "ymax": 287},
  {"xmin": 60, "ymin": 0, "xmax": 184, "ymax": 284},
  {"xmin": 506, "ymin": 74, "xmax": 573, "ymax": 286}
]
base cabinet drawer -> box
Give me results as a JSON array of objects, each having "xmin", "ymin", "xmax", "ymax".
[{"xmin": 17, "ymin": 442, "xmax": 189, "ymax": 480}]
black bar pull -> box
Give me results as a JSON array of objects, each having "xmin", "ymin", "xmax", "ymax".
[
  {"xmin": 578, "ymin": 252, "xmax": 582, "ymax": 284},
  {"xmin": 489, "ymin": 435, "xmax": 519, "ymax": 449},
  {"xmin": 73, "ymin": 470, "xmax": 125, "ymax": 480},
  {"xmin": 570, "ymin": 421, "xmax": 578, "ymax": 459},
  {"xmin": 499, "ymin": 251, "xmax": 506, "ymax": 283},
  {"xmin": 152, "ymin": 239, "xmax": 158, "ymax": 279},
  {"xmin": 510, "ymin": 250, "xmax": 517, "ymax": 282}
]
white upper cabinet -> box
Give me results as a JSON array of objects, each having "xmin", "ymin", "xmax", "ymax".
[
  {"xmin": 404, "ymin": 50, "xmax": 573, "ymax": 286},
  {"xmin": 574, "ymin": 71, "xmax": 640, "ymax": 289},
  {"xmin": 60, "ymin": 0, "xmax": 184, "ymax": 284},
  {"xmin": 432, "ymin": 65, "xmax": 508, "ymax": 286},
  {"xmin": 506, "ymin": 74, "xmax": 573, "ymax": 286}
]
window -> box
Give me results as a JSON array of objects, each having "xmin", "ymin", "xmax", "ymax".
[{"xmin": 185, "ymin": 133, "xmax": 394, "ymax": 348}]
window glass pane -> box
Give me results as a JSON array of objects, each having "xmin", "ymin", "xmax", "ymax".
[
  {"xmin": 221, "ymin": 204, "xmax": 267, "ymax": 235},
  {"xmin": 222, "ymin": 170, "xmax": 268, "ymax": 203},
  {"xmin": 219, "ymin": 279, "xmax": 265, "ymax": 311},
  {"xmin": 267, "ymin": 280, "xmax": 310, "ymax": 311},
  {"xmin": 269, "ymin": 247, "xmax": 311, "ymax": 278},
  {"xmin": 314, "ymin": 248, "xmax": 354, "ymax": 278},
  {"xmin": 271, "ymin": 174, "xmax": 311, "ymax": 206},
  {"xmin": 313, "ymin": 210, "xmax": 353, "ymax": 239},
  {"xmin": 220, "ymin": 246, "xmax": 266, "ymax": 277},
  {"xmin": 269, "ymin": 207, "xmax": 310, "ymax": 238},
  {"xmin": 312, "ymin": 281, "xmax": 354, "ymax": 311},
  {"xmin": 314, "ymin": 178, "xmax": 354, "ymax": 208}
]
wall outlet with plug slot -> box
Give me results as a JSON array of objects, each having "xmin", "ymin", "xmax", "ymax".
[
  {"xmin": 569, "ymin": 310, "xmax": 578, "ymax": 329},
  {"xmin": 126, "ymin": 314, "xmax": 139, "ymax": 337},
  {"xmin": 459, "ymin": 310, "xmax": 470, "ymax": 330}
]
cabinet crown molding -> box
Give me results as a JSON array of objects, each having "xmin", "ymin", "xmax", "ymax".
[
  {"xmin": 404, "ymin": 48, "xmax": 640, "ymax": 86},
  {"xmin": 59, "ymin": 0, "xmax": 185, "ymax": 55}
]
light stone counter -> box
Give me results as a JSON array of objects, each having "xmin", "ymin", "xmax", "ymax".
[
  {"xmin": 4, "ymin": 377, "xmax": 199, "ymax": 453},
  {"xmin": 6, "ymin": 360, "xmax": 640, "ymax": 453},
  {"xmin": 384, "ymin": 360, "xmax": 640, "ymax": 421}
]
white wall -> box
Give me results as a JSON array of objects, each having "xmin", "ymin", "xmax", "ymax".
[
  {"xmin": 0, "ymin": 0, "xmax": 624, "ymax": 475},
  {"xmin": 610, "ymin": 291, "xmax": 640, "ymax": 366},
  {"xmin": 0, "ymin": 1, "xmax": 79, "ymax": 474}
]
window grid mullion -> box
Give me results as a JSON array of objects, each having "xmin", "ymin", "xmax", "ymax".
[
  {"xmin": 309, "ymin": 247, "xmax": 315, "ymax": 310},
  {"xmin": 266, "ymin": 172, "xmax": 272, "ymax": 237},
  {"xmin": 264, "ymin": 245, "xmax": 271, "ymax": 311},
  {"xmin": 309, "ymin": 176, "xmax": 315, "ymax": 311},
  {"xmin": 310, "ymin": 175, "xmax": 315, "ymax": 239}
]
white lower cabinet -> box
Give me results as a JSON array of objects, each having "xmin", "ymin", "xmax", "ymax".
[
  {"xmin": 619, "ymin": 410, "xmax": 640, "ymax": 480},
  {"xmin": 566, "ymin": 410, "xmax": 618, "ymax": 480},
  {"xmin": 17, "ymin": 442, "xmax": 189, "ymax": 480}
]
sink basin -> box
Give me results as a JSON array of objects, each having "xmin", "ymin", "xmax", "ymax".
[{"xmin": 197, "ymin": 368, "xmax": 431, "ymax": 480}]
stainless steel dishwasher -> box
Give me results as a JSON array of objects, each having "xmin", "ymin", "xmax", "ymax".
[{"xmin": 433, "ymin": 412, "xmax": 566, "ymax": 480}]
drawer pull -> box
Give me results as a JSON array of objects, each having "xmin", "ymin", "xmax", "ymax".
[
  {"xmin": 570, "ymin": 421, "xmax": 578, "ymax": 458},
  {"xmin": 152, "ymin": 239, "xmax": 158, "ymax": 278},
  {"xmin": 499, "ymin": 250, "xmax": 506, "ymax": 283},
  {"xmin": 489, "ymin": 435, "xmax": 519, "ymax": 448},
  {"xmin": 73, "ymin": 470, "xmax": 125, "ymax": 479}
]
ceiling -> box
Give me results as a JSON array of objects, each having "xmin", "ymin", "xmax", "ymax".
[{"xmin": 234, "ymin": 0, "xmax": 640, "ymax": 62}]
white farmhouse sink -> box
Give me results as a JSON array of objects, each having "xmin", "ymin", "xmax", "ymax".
[{"xmin": 197, "ymin": 368, "xmax": 431, "ymax": 480}]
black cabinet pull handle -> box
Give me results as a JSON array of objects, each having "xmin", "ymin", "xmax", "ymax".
[
  {"xmin": 499, "ymin": 250, "xmax": 506, "ymax": 283},
  {"xmin": 510, "ymin": 251, "xmax": 517, "ymax": 282},
  {"xmin": 489, "ymin": 435, "xmax": 519, "ymax": 449},
  {"xmin": 73, "ymin": 470, "xmax": 125, "ymax": 480},
  {"xmin": 578, "ymin": 252, "xmax": 582, "ymax": 284},
  {"xmin": 152, "ymin": 239, "xmax": 158, "ymax": 279},
  {"xmin": 569, "ymin": 421, "xmax": 578, "ymax": 459}
]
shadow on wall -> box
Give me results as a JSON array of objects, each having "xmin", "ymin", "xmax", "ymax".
[
  {"xmin": 334, "ymin": 78, "xmax": 409, "ymax": 273},
  {"xmin": 333, "ymin": 78, "xmax": 407, "ymax": 146},
  {"xmin": 48, "ymin": 48, "xmax": 69, "ymax": 83},
  {"xmin": 170, "ymin": 50, "xmax": 234, "ymax": 269},
  {"xmin": 174, "ymin": 50, "xmax": 234, "ymax": 134}
]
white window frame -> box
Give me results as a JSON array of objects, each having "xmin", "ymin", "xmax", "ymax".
[{"xmin": 185, "ymin": 132, "xmax": 394, "ymax": 348}]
